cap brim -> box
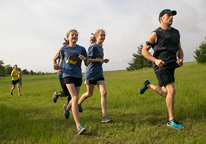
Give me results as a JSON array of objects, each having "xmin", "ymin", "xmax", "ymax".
[{"xmin": 167, "ymin": 10, "xmax": 177, "ymax": 16}]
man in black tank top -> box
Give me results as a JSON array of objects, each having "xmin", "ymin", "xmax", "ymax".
[{"xmin": 140, "ymin": 9, "xmax": 184, "ymax": 130}]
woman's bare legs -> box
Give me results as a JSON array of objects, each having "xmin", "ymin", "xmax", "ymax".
[
  {"xmin": 78, "ymin": 84, "xmax": 95, "ymax": 105},
  {"xmin": 97, "ymin": 81, "xmax": 107, "ymax": 117},
  {"xmin": 66, "ymin": 84, "xmax": 81, "ymax": 128}
]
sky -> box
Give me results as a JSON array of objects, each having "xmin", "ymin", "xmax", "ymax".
[{"xmin": 0, "ymin": 0, "xmax": 206, "ymax": 73}]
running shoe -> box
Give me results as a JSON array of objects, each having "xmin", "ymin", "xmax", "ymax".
[
  {"xmin": 52, "ymin": 91, "xmax": 58, "ymax": 103},
  {"xmin": 101, "ymin": 115, "xmax": 113, "ymax": 123},
  {"xmin": 77, "ymin": 124, "xmax": 86, "ymax": 135},
  {"xmin": 167, "ymin": 119, "xmax": 184, "ymax": 130},
  {"xmin": 140, "ymin": 79, "xmax": 150, "ymax": 94},
  {"xmin": 11, "ymin": 91, "xmax": 13, "ymax": 95},
  {"xmin": 69, "ymin": 108, "xmax": 72, "ymax": 113},
  {"xmin": 63, "ymin": 104, "xmax": 70, "ymax": 119},
  {"xmin": 78, "ymin": 105, "xmax": 83, "ymax": 113},
  {"xmin": 18, "ymin": 94, "xmax": 21, "ymax": 97}
]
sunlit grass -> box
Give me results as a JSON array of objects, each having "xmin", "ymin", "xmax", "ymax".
[{"xmin": 0, "ymin": 61, "xmax": 206, "ymax": 143}]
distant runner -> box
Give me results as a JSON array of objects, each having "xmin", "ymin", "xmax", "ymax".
[
  {"xmin": 18, "ymin": 71, "xmax": 22, "ymax": 87},
  {"xmin": 11, "ymin": 64, "xmax": 21, "ymax": 97}
]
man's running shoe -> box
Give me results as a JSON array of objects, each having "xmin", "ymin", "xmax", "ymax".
[
  {"xmin": 78, "ymin": 105, "xmax": 83, "ymax": 113},
  {"xmin": 101, "ymin": 115, "xmax": 113, "ymax": 123},
  {"xmin": 77, "ymin": 124, "xmax": 86, "ymax": 135},
  {"xmin": 11, "ymin": 91, "xmax": 13, "ymax": 95},
  {"xmin": 167, "ymin": 119, "xmax": 184, "ymax": 130},
  {"xmin": 140, "ymin": 79, "xmax": 150, "ymax": 94},
  {"xmin": 52, "ymin": 91, "xmax": 58, "ymax": 103},
  {"xmin": 18, "ymin": 94, "xmax": 21, "ymax": 97},
  {"xmin": 63, "ymin": 104, "xmax": 70, "ymax": 119}
]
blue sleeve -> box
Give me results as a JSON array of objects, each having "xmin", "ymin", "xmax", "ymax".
[
  {"xmin": 60, "ymin": 49, "xmax": 65, "ymax": 59},
  {"xmin": 87, "ymin": 45, "xmax": 95, "ymax": 57}
]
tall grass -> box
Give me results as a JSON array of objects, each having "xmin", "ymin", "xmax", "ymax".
[{"xmin": 0, "ymin": 62, "xmax": 206, "ymax": 143}]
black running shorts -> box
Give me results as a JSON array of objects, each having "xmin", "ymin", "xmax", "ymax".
[
  {"xmin": 84, "ymin": 77, "xmax": 105, "ymax": 85},
  {"xmin": 155, "ymin": 69, "xmax": 175, "ymax": 87},
  {"xmin": 11, "ymin": 79, "xmax": 19, "ymax": 85},
  {"xmin": 64, "ymin": 77, "xmax": 82, "ymax": 87}
]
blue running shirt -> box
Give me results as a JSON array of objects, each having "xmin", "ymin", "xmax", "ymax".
[
  {"xmin": 84, "ymin": 43, "xmax": 104, "ymax": 80},
  {"xmin": 60, "ymin": 44, "xmax": 88, "ymax": 78}
]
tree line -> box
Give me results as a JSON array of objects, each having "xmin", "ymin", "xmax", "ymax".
[
  {"xmin": 0, "ymin": 61, "xmax": 52, "ymax": 76},
  {"xmin": 127, "ymin": 37, "xmax": 206, "ymax": 71},
  {"xmin": 1, "ymin": 37, "xmax": 205, "ymax": 74}
]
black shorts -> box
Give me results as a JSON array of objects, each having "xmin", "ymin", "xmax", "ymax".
[
  {"xmin": 64, "ymin": 77, "xmax": 82, "ymax": 87},
  {"xmin": 59, "ymin": 78, "xmax": 71, "ymax": 97},
  {"xmin": 12, "ymin": 79, "xmax": 19, "ymax": 85},
  {"xmin": 84, "ymin": 77, "xmax": 105, "ymax": 85},
  {"xmin": 155, "ymin": 69, "xmax": 175, "ymax": 87}
]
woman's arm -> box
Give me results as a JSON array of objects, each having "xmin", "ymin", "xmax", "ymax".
[
  {"xmin": 88, "ymin": 58, "xmax": 106, "ymax": 63},
  {"xmin": 53, "ymin": 48, "xmax": 61, "ymax": 65},
  {"xmin": 53, "ymin": 48, "xmax": 62, "ymax": 70},
  {"xmin": 11, "ymin": 71, "xmax": 17, "ymax": 77}
]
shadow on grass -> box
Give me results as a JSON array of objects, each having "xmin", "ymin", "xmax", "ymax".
[
  {"xmin": 0, "ymin": 103, "xmax": 114, "ymax": 143},
  {"xmin": 1, "ymin": 99, "xmax": 205, "ymax": 143},
  {"xmin": 177, "ymin": 102, "xmax": 206, "ymax": 121},
  {"xmin": 0, "ymin": 104, "xmax": 83, "ymax": 143},
  {"xmin": 110, "ymin": 103, "xmax": 206, "ymax": 128}
]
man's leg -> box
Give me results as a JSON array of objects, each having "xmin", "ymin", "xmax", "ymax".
[
  {"xmin": 165, "ymin": 83, "xmax": 175, "ymax": 121},
  {"xmin": 165, "ymin": 83, "xmax": 184, "ymax": 129},
  {"xmin": 148, "ymin": 84, "xmax": 167, "ymax": 98}
]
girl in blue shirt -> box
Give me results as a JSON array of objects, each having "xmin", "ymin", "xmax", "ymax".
[
  {"xmin": 78, "ymin": 29, "xmax": 113, "ymax": 123},
  {"xmin": 53, "ymin": 29, "xmax": 88, "ymax": 135}
]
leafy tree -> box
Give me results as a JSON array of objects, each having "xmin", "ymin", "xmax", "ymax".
[
  {"xmin": 0, "ymin": 60, "xmax": 4, "ymax": 66},
  {"xmin": 194, "ymin": 37, "xmax": 206, "ymax": 63},
  {"xmin": 30, "ymin": 70, "xmax": 34, "ymax": 75},
  {"xmin": 4, "ymin": 64, "xmax": 12, "ymax": 74},
  {"xmin": 127, "ymin": 44, "xmax": 152, "ymax": 71},
  {"xmin": 22, "ymin": 69, "xmax": 29, "ymax": 74},
  {"xmin": 0, "ymin": 60, "xmax": 5, "ymax": 74},
  {"xmin": 0, "ymin": 60, "xmax": 50, "ymax": 75},
  {"xmin": 37, "ymin": 71, "xmax": 42, "ymax": 75}
]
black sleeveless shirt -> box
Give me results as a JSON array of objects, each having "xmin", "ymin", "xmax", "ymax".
[{"xmin": 152, "ymin": 27, "xmax": 180, "ymax": 72}]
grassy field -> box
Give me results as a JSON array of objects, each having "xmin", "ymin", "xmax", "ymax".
[{"xmin": 0, "ymin": 61, "xmax": 206, "ymax": 144}]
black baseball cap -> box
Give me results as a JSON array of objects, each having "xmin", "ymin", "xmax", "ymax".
[{"xmin": 159, "ymin": 9, "xmax": 177, "ymax": 20}]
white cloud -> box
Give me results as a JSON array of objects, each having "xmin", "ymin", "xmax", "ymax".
[{"xmin": 0, "ymin": 0, "xmax": 206, "ymax": 72}]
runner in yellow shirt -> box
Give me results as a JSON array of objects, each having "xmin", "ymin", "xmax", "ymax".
[{"xmin": 11, "ymin": 64, "xmax": 21, "ymax": 97}]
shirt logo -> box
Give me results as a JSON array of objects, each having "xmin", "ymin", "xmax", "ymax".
[
  {"xmin": 66, "ymin": 52, "xmax": 78, "ymax": 65},
  {"xmin": 96, "ymin": 51, "xmax": 103, "ymax": 59}
]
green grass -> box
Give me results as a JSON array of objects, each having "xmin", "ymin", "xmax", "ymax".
[{"xmin": 0, "ymin": 61, "xmax": 206, "ymax": 143}]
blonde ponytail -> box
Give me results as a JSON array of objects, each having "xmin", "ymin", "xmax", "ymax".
[{"xmin": 89, "ymin": 29, "xmax": 105, "ymax": 45}]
